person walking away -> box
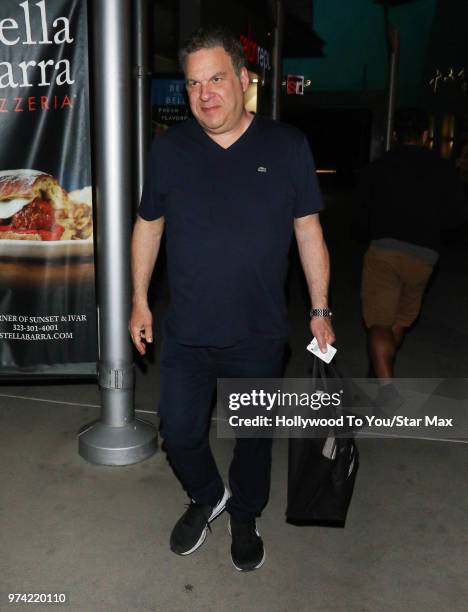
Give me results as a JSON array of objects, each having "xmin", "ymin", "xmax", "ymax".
[{"xmin": 357, "ymin": 108, "xmax": 466, "ymax": 410}]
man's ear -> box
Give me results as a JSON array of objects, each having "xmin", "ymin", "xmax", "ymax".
[{"xmin": 239, "ymin": 67, "xmax": 250, "ymax": 93}]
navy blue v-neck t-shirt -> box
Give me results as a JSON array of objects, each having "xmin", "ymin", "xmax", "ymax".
[{"xmin": 139, "ymin": 114, "xmax": 323, "ymax": 347}]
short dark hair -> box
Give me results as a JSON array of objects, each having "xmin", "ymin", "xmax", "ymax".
[
  {"xmin": 394, "ymin": 108, "xmax": 429, "ymax": 143},
  {"xmin": 178, "ymin": 25, "xmax": 246, "ymax": 76}
]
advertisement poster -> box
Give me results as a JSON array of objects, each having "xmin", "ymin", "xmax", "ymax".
[
  {"xmin": 0, "ymin": 0, "xmax": 97, "ymax": 377},
  {"xmin": 151, "ymin": 76, "xmax": 190, "ymax": 135}
]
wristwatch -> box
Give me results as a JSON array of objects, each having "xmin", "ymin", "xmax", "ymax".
[{"xmin": 310, "ymin": 308, "xmax": 333, "ymax": 318}]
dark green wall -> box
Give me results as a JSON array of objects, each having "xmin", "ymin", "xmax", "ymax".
[{"xmin": 284, "ymin": 0, "xmax": 437, "ymax": 105}]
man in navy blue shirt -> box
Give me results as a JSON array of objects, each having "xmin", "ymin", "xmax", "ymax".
[{"xmin": 129, "ymin": 26, "xmax": 335, "ymax": 571}]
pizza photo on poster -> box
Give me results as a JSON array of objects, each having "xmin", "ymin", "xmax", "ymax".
[{"xmin": 0, "ymin": 0, "xmax": 97, "ymax": 377}]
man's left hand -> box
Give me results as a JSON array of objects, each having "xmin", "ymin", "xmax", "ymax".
[{"xmin": 310, "ymin": 317, "xmax": 336, "ymax": 353}]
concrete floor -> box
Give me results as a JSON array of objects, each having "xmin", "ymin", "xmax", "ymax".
[{"xmin": 1, "ymin": 189, "xmax": 467, "ymax": 612}]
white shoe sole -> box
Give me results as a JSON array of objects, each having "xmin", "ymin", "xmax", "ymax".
[
  {"xmin": 228, "ymin": 519, "xmax": 266, "ymax": 571},
  {"xmin": 178, "ymin": 487, "xmax": 230, "ymax": 556}
]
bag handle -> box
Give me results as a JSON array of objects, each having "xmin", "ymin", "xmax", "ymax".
[
  {"xmin": 317, "ymin": 358, "xmax": 329, "ymax": 393},
  {"xmin": 311, "ymin": 354, "xmax": 319, "ymax": 389},
  {"xmin": 313, "ymin": 355, "xmax": 346, "ymax": 421}
]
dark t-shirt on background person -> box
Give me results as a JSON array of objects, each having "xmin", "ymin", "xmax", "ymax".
[{"xmin": 356, "ymin": 144, "xmax": 467, "ymax": 258}]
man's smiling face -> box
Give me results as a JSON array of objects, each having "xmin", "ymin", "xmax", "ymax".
[{"xmin": 185, "ymin": 46, "xmax": 249, "ymax": 136}]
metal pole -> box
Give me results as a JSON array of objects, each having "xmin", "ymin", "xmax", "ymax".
[
  {"xmin": 79, "ymin": 0, "xmax": 157, "ymax": 466},
  {"xmin": 271, "ymin": 0, "xmax": 284, "ymax": 121},
  {"xmin": 134, "ymin": 0, "xmax": 151, "ymax": 203},
  {"xmin": 383, "ymin": 3, "xmax": 399, "ymax": 151},
  {"xmin": 385, "ymin": 29, "xmax": 399, "ymax": 150}
]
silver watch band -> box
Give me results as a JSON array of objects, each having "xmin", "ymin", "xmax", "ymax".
[{"xmin": 310, "ymin": 308, "xmax": 333, "ymax": 318}]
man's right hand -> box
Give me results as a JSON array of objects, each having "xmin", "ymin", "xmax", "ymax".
[{"xmin": 128, "ymin": 302, "xmax": 153, "ymax": 355}]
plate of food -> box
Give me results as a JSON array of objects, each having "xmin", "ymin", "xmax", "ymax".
[{"xmin": 0, "ymin": 169, "xmax": 94, "ymax": 259}]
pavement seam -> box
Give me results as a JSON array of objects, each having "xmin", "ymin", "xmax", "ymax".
[
  {"xmin": 0, "ymin": 393, "xmax": 100, "ymax": 408},
  {"xmin": 356, "ymin": 431, "xmax": 468, "ymax": 444}
]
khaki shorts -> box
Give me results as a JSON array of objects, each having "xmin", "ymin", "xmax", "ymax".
[{"xmin": 361, "ymin": 246, "xmax": 434, "ymax": 328}]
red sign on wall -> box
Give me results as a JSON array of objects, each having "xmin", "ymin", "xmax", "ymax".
[{"xmin": 287, "ymin": 74, "xmax": 305, "ymax": 95}]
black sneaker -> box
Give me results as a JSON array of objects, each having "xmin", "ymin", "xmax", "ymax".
[
  {"xmin": 170, "ymin": 487, "xmax": 229, "ymax": 556},
  {"xmin": 228, "ymin": 517, "xmax": 266, "ymax": 571}
]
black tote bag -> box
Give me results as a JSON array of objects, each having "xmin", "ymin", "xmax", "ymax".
[{"xmin": 286, "ymin": 358, "xmax": 360, "ymax": 527}]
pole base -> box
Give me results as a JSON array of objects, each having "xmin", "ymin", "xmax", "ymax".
[{"xmin": 78, "ymin": 418, "xmax": 158, "ymax": 466}]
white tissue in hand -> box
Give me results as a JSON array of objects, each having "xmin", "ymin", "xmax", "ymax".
[{"xmin": 306, "ymin": 337, "xmax": 337, "ymax": 363}]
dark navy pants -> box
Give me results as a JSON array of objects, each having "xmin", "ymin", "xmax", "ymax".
[{"xmin": 158, "ymin": 333, "xmax": 285, "ymax": 521}]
